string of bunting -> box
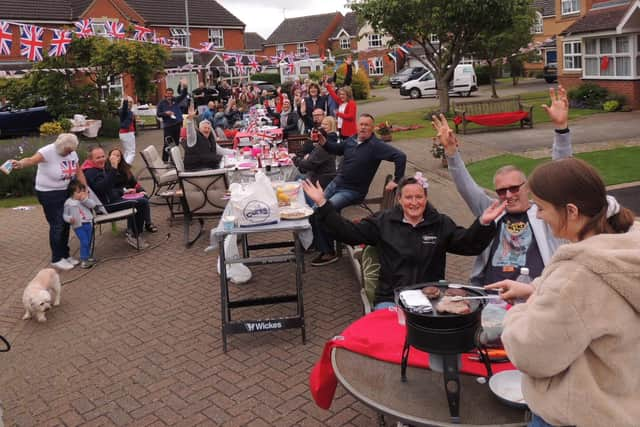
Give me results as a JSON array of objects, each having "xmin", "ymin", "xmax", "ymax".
[{"xmin": 0, "ymin": 18, "xmax": 332, "ymax": 73}]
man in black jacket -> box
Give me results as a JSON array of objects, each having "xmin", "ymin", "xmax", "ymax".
[
  {"xmin": 303, "ymin": 175, "xmax": 505, "ymax": 308},
  {"xmin": 309, "ymin": 113, "xmax": 406, "ymax": 266},
  {"xmin": 157, "ymin": 78, "xmax": 188, "ymax": 161}
]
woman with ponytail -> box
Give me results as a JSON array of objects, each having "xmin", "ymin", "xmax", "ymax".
[{"xmin": 486, "ymin": 158, "xmax": 639, "ymax": 427}]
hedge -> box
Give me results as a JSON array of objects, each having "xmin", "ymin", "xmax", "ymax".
[{"xmin": 250, "ymin": 73, "xmax": 281, "ymax": 85}]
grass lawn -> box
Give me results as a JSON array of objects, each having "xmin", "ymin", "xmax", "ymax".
[
  {"xmin": 378, "ymin": 90, "xmax": 602, "ymax": 141},
  {"xmin": 0, "ymin": 195, "xmax": 39, "ymax": 208},
  {"xmin": 357, "ymin": 95, "xmax": 386, "ymax": 105},
  {"xmin": 467, "ymin": 146, "xmax": 640, "ymax": 189}
]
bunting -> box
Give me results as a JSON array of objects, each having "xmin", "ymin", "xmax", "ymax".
[
  {"xmin": 48, "ymin": 29, "xmax": 72, "ymax": 57},
  {"xmin": 74, "ymin": 19, "xmax": 93, "ymax": 39},
  {"xmin": 20, "ymin": 25, "xmax": 44, "ymax": 62},
  {"xmin": 0, "ymin": 22, "xmax": 12, "ymax": 56},
  {"xmin": 105, "ymin": 20, "xmax": 125, "ymax": 39},
  {"xmin": 133, "ymin": 25, "xmax": 152, "ymax": 41}
]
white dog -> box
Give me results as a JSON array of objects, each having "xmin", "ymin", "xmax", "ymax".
[{"xmin": 22, "ymin": 268, "xmax": 61, "ymax": 322}]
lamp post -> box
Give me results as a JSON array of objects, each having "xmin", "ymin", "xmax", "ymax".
[{"xmin": 184, "ymin": 0, "xmax": 193, "ymax": 64}]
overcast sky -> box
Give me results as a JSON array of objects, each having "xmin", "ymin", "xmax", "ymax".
[{"xmin": 218, "ymin": 0, "xmax": 352, "ymax": 39}]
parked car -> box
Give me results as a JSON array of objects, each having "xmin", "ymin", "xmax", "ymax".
[
  {"xmin": 0, "ymin": 104, "xmax": 52, "ymax": 137},
  {"xmin": 543, "ymin": 64, "xmax": 557, "ymax": 83},
  {"xmin": 399, "ymin": 64, "xmax": 478, "ymax": 99},
  {"xmin": 390, "ymin": 66, "xmax": 427, "ymax": 88},
  {"xmin": 251, "ymin": 81, "xmax": 277, "ymax": 97}
]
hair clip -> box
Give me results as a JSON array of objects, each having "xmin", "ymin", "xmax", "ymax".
[{"xmin": 414, "ymin": 172, "xmax": 429, "ymax": 190}]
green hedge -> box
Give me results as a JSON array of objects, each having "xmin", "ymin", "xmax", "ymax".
[{"xmin": 250, "ymin": 73, "xmax": 281, "ymax": 85}]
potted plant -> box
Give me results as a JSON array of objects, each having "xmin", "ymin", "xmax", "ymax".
[
  {"xmin": 376, "ymin": 121, "xmax": 393, "ymax": 142},
  {"xmin": 431, "ymin": 140, "xmax": 448, "ymax": 167}
]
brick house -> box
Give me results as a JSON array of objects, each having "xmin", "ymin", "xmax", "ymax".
[
  {"xmin": 262, "ymin": 12, "xmax": 342, "ymax": 59},
  {"xmin": 244, "ymin": 32, "xmax": 265, "ymax": 55},
  {"xmin": 0, "ymin": 0, "xmax": 245, "ymax": 99},
  {"xmin": 558, "ymin": 0, "xmax": 640, "ymax": 108},
  {"xmin": 328, "ymin": 12, "xmax": 397, "ymax": 78}
]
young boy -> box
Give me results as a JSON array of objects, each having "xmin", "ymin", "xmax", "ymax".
[{"xmin": 62, "ymin": 181, "xmax": 97, "ymax": 268}]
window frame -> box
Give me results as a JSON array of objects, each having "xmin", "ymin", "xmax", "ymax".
[
  {"xmin": 563, "ymin": 40, "xmax": 582, "ymax": 71},
  {"xmin": 561, "ymin": 0, "xmax": 580, "ymax": 16},
  {"xmin": 297, "ymin": 42, "xmax": 307, "ymax": 56},
  {"xmin": 208, "ymin": 28, "xmax": 224, "ymax": 48},
  {"xmin": 583, "ymin": 35, "xmax": 635, "ymax": 79},
  {"xmin": 368, "ymin": 57, "xmax": 384, "ymax": 76},
  {"xmin": 170, "ymin": 27, "xmax": 189, "ymax": 47},
  {"xmin": 532, "ymin": 12, "xmax": 543, "ymax": 34},
  {"xmin": 339, "ymin": 37, "xmax": 350, "ymax": 50},
  {"xmin": 276, "ymin": 44, "xmax": 285, "ymax": 56},
  {"xmin": 368, "ymin": 33, "xmax": 383, "ymax": 49}
]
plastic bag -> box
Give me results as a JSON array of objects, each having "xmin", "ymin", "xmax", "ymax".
[
  {"xmin": 229, "ymin": 171, "xmax": 279, "ymax": 227},
  {"xmin": 479, "ymin": 303, "xmax": 508, "ymax": 345},
  {"xmin": 217, "ymin": 235, "xmax": 252, "ymax": 285}
]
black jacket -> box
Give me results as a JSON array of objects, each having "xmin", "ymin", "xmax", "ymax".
[
  {"xmin": 316, "ymin": 203, "xmax": 497, "ymax": 304},
  {"xmin": 292, "ymin": 142, "xmax": 336, "ymax": 187},
  {"xmin": 84, "ymin": 166, "xmax": 123, "ymax": 205},
  {"xmin": 300, "ymin": 95, "xmax": 328, "ymax": 130},
  {"xmin": 184, "ymin": 131, "xmax": 222, "ymax": 171}
]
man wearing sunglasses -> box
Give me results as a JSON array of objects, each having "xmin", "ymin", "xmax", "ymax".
[{"xmin": 432, "ymin": 86, "xmax": 573, "ymax": 286}]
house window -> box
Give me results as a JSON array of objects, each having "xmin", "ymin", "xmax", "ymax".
[
  {"xmin": 368, "ymin": 33, "xmax": 383, "ymax": 49},
  {"xmin": 99, "ymin": 75, "xmax": 123, "ymax": 99},
  {"xmin": 276, "ymin": 44, "xmax": 285, "ymax": 56},
  {"xmin": 532, "ymin": 12, "xmax": 543, "ymax": 34},
  {"xmin": 368, "ymin": 57, "xmax": 384, "ymax": 76},
  {"xmin": 563, "ymin": 41, "xmax": 582, "ymax": 70},
  {"xmin": 561, "ymin": 0, "xmax": 579, "ymax": 15},
  {"xmin": 208, "ymin": 28, "xmax": 224, "ymax": 48},
  {"xmin": 170, "ymin": 28, "xmax": 189, "ymax": 47},
  {"xmin": 584, "ymin": 36, "xmax": 632, "ymax": 78},
  {"xmin": 430, "ymin": 33, "xmax": 439, "ymax": 44},
  {"xmin": 340, "ymin": 37, "xmax": 350, "ymax": 50},
  {"xmin": 91, "ymin": 20, "xmax": 108, "ymax": 36},
  {"xmin": 297, "ymin": 42, "xmax": 307, "ymax": 56}
]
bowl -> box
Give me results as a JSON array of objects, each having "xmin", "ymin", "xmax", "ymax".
[{"xmin": 275, "ymin": 182, "xmax": 301, "ymax": 205}]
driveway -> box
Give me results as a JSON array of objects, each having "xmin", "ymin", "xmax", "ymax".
[{"xmin": 360, "ymin": 78, "xmax": 552, "ymax": 118}]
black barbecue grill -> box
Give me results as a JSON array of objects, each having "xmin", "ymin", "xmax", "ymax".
[{"xmin": 396, "ymin": 282, "xmax": 494, "ymax": 423}]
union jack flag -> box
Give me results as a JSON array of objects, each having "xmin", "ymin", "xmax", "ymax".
[
  {"xmin": 133, "ymin": 25, "xmax": 152, "ymax": 41},
  {"xmin": 222, "ymin": 53, "xmax": 233, "ymax": 63},
  {"xmin": 48, "ymin": 29, "xmax": 72, "ymax": 57},
  {"xmin": 105, "ymin": 21, "xmax": 125, "ymax": 39},
  {"xmin": 0, "ymin": 22, "xmax": 12, "ymax": 56},
  {"xmin": 199, "ymin": 42, "xmax": 214, "ymax": 52},
  {"xmin": 74, "ymin": 19, "xmax": 93, "ymax": 39},
  {"xmin": 59, "ymin": 160, "xmax": 77, "ymax": 180},
  {"xmin": 168, "ymin": 38, "xmax": 181, "ymax": 48},
  {"xmin": 20, "ymin": 25, "xmax": 44, "ymax": 62},
  {"xmin": 248, "ymin": 55, "xmax": 259, "ymax": 70}
]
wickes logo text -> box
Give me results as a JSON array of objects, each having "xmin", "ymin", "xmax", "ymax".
[{"xmin": 245, "ymin": 321, "xmax": 283, "ymax": 332}]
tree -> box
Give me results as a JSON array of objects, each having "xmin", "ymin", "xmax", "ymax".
[
  {"xmin": 471, "ymin": 0, "xmax": 535, "ymax": 98},
  {"xmin": 351, "ymin": 0, "xmax": 524, "ymax": 112}
]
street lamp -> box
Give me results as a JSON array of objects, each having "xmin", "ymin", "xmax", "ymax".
[{"xmin": 184, "ymin": 0, "xmax": 193, "ymax": 64}]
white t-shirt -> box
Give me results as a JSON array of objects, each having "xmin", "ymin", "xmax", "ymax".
[
  {"xmin": 35, "ymin": 143, "xmax": 79, "ymax": 192},
  {"xmin": 337, "ymin": 103, "xmax": 346, "ymax": 130}
]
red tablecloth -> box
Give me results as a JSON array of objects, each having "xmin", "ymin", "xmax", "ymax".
[
  {"xmin": 454, "ymin": 111, "xmax": 529, "ymax": 127},
  {"xmin": 309, "ymin": 308, "xmax": 515, "ymax": 409}
]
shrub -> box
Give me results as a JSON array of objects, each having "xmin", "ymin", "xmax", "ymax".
[
  {"xmin": 0, "ymin": 167, "xmax": 36, "ymax": 198},
  {"xmin": 620, "ymin": 105, "xmax": 633, "ymax": 112},
  {"xmin": 350, "ymin": 68, "xmax": 370, "ymax": 100},
  {"xmin": 568, "ymin": 83, "xmax": 609, "ymax": 109},
  {"xmin": 58, "ymin": 118, "xmax": 73, "ymax": 132},
  {"xmin": 39, "ymin": 121, "xmax": 63, "ymax": 135},
  {"xmin": 474, "ymin": 65, "xmax": 491, "ymax": 86},
  {"xmin": 606, "ymin": 92, "xmax": 627, "ymax": 107},
  {"xmin": 308, "ymin": 71, "xmax": 324, "ymax": 82},
  {"xmin": 250, "ymin": 73, "xmax": 281, "ymax": 85},
  {"xmin": 534, "ymin": 71, "xmax": 544, "ymax": 79},
  {"xmin": 99, "ymin": 117, "xmax": 120, "ymax": 138},
  {"xmin": 603, "ymin": 100, "xmax": 620, "ymax": 112}
]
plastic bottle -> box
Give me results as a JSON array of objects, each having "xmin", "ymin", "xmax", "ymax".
[{"xmin": 516, "ymin": 267, "xmax": 531, "ymax": 284}]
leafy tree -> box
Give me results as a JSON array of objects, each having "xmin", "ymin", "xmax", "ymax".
[
  {"xmin": 351, "ymin": 0, "xmax": 523, "ymax": 112},
  {"xmin": 470, "ymin": 0, "xmax": 535, "ymax": 98}
]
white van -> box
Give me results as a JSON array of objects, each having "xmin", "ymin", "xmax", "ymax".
[
  {"xmin": 399, "ymin": 64, "xmax": 478, "ymax": 99},
  {"xmin": 279, "ymin": 58, "xmax": 325, "ymax": 83}
]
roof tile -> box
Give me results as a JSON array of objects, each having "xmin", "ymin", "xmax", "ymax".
[
  {"xmin": 331, "ymin": 12, "xmax": 358, "ymax": 38},
  {"xmin": 265, "ymin": 12, "xmax": 340, "ymax": 45},
  {"xmin": 244, "ymin": 32, "xmax": 265, "ymax": 51},
  {"xmin": 562, "ymin": 4, "xmax": 628, "ymax": 35}
]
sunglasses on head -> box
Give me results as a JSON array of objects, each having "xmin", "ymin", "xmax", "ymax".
[{"xmin": 495, "ymin": 182, "xmax": 525, "ymax": 197}]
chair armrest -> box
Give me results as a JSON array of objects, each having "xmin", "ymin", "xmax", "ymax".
[{"xmin": 178, "ymin": 169, "xmax": 227, "ymax": 179}]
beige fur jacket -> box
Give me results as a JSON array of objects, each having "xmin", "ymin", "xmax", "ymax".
[{"xmin": 502, "ymin": 225, "xmax": 640, "ymax": 427}]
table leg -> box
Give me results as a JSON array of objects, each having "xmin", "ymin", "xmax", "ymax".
[
  {"xmin": 294, "ymin": 232, "xmax": 306, "ymax": 345},
  {"xmin": 218, "ymin": 234, "xmax": 230, "ymax": 352}
]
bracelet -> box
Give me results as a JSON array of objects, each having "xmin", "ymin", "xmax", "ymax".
[{"xmin": 554, "ymin": 127, "xmax": 569, "ymax": 134}]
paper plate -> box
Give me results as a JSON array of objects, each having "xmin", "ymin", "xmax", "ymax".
[
  {"xmin": 488, "ymin": 370, "xmax": 527, "ymax": 409},
  {"xmin": 280, "ymin": 206, "xmax": 313, "ymax": 220}
]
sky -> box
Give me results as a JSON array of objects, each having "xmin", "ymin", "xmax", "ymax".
[{"xmin": 218, "ymin": 0, "xmax": 352, "ymax": 39}]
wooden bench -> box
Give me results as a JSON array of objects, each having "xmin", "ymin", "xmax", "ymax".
[{"xmin": 452, "ymin": 96, "xmax": 533, "ymax": 134}]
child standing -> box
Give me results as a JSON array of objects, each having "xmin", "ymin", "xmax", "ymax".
[{"xmin": 63, "ymin": 181, "xmax": 97, "ymax": 268}]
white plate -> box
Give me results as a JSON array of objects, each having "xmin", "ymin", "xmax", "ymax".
[
  {"xmin": 488, "ymin": 370, "xmax": 527, "ymax": 408},
  {"xmin": 280, "ymin": 206, "xmax": 313, "ymax": 220}
]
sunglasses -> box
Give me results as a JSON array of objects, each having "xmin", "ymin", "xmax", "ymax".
[{"xmin": 495, "ymin": 182, "xmax": 525, "ymax": 197}]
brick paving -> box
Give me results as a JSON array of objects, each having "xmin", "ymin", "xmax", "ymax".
[{"xmin": 2, "ymin": 108, "xmax": 636, "ymax": 426}]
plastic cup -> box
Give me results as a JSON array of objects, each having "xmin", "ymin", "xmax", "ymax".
[{"xmin": 222, "ymin": 215, "xmax": 236, "ymax": 231}]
